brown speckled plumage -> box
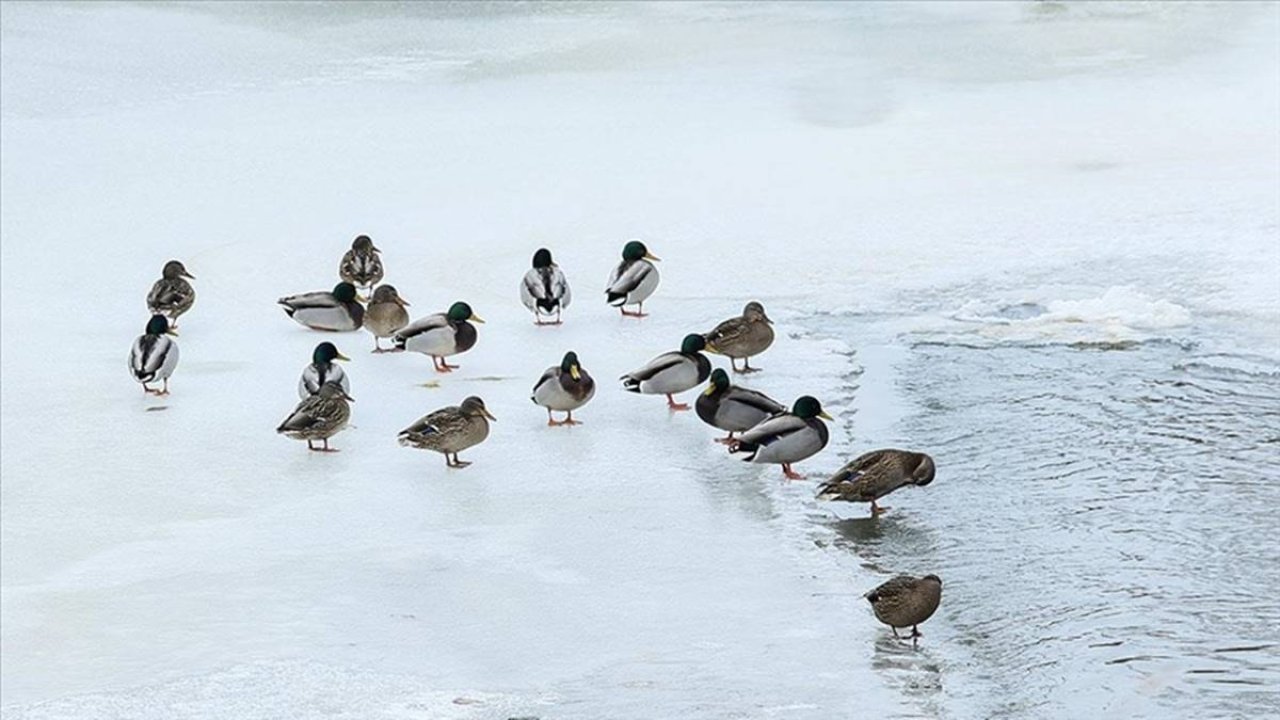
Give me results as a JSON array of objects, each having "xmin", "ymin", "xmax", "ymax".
[
  {"xmin": 398, "ymin": 396, "xmax": 495, "ymax": 468},
  {"xmin": 703, "ymin": 301, "xmax": 774, "ymax": 372},
  {"xmin": 816, "ymin": 449, "xmax": 935, "ymax": 514},
  {"xmin": 865, "ymin": 574, "xmax": 942, "ymax": 641}
]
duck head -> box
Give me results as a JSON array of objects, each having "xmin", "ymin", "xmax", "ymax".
[
  {"xmin": 792, "ymin": 395, "xmax": 833, "ymax": 421},
  {"xmin": 352, "ymin": 235, "xmax": 379, "ymax": 253},
  {"xmin": 560, "ymin": 351, "xmax": 584, "ymax": 381},
  {"xmin": 332, "ymin": 282, "xmax": 359, "ymax": 303},
  {"xmin": 532, "ymin": 248, "xmax": 555, "ymax": 269},
  {"xmin": 370, "ymin": 285, "xmax": 409, "ymax": 306},
  {"xmin": 680, "ymin": 333, "xmax": 707, "ymax": 355},
  {"xmin": 622, "ymin": 240, "xmax": 659, "ymax": 262},
  {"xmin": 447, "ymin": 301, "xmax": 484, "ymax": 324},
  {"xmin": 744, "ymin": 301, "xmax": 772, "ymax": 324},
  {"xmin": 460, "ymin": 396, "xmax": 497, "ymax": 421},
  {"xmin": 913, "ymin": 454, "xmax": 936, "ymax": 486},
  {"xmin": 145, "ymin": 314, "xmax": 178, "ymax": 337},
  {"xmin": 313, "ymin": 342, "xmax": 350, "ymax": 365},
  {"xmin": 703, "ymin": 368, "xmax": 730, "ymax": 396},
  {"xmin": 162, "ymin": 260, "xmax": 194, "ymax": 280}
]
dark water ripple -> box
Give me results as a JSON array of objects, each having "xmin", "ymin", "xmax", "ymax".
[{"xmin": 833, "ymin": 339, "xmax": 1280, "ymax": 718}]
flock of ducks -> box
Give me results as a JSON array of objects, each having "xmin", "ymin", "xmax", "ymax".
[{"xmin": 126, "ymin": 236, "xmax": 943, "ymax": 643}]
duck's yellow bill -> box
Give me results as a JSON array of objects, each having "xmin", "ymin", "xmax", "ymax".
[
  {"xmin": 644, "ymin": 252, "xmax": 661, "ymax": 261},
  {"xmin": 471, "ymin": 314, "xmax": 486, "ymax": 324},
  {"xmin": 336, "ymin": 352, "xmax": 351, "ymax": 362},
  {"xmin": 570, "ymin": 366, "xmax": 581, "ymax": 381},
  {"xmin": 819, "ymin": 411, "xmax": 834, "ymax": 420}
]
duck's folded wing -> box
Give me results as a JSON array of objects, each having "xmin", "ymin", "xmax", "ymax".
[
  {"xmin": 840, "ymin": 449, "xmax": 893, "ymax": 478},
  {"xmin": 531, "ymin": 366, "xmax": 558, "ymax": 394},
  {"xmin": 399, "ymin": 407, "xmax": 463, "ymax": 438},
  {"xmin": 395, "ymin": 313, "xmax": 448, "ymax": 339},
  {"xmin": 606, "ymin": 260, "xmax": 652, "ymax": 296},
  {"xmin": 552, "ymin": 267, "xmax": 571, "ymax": 307},
  {"xmin": 131, "ymin": 336, "xmax": 173, "ymax": 380},
  {"xmin": 278, "ymin": 397, "xmax": 325, "ymax": 431},
  {"xmin": 738, "ymin": 413, "xmax": 807, "ymax": 446},
  {"xmin": 866, "ymin": 575, "xmax": 917, "ymax": 602},
  {"xmin": 622, "ymin": 351, "xmax": 684, "ymax": 382},
  {"xmin": 148, "ymin": 280, "xmax": 188, "ymax": 308},
  {"xmin": 278, "ymin": 291, "xmax": 337, "ymax": 309},
  {"xmin": 706, "ymin": 317, "xmax": 748, "ymax": 346},
  {"xmin": 726, "ymin": 388, "xmax": 786, "ymax": 415}
]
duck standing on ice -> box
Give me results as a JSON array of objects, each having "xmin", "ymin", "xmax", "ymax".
[
  {"xmin": 338, "ymin": 235, "xmax": 383, "ymax": 297},
  {"xmin": 364, "ymin": 285, "xmax": 410, "ymax": 352},
  {"xmin": 520, "ymin": 248, "xmax": 571, "ymax": 325},
  {"xmin": 620, "ymin": 334, "xmax": 712, "ymax": 411},
  {"xmin": 146, "ymin": 260, "xmax": 196, "ymax": 328},
  {"xmin": 605, "ymin": 240, "xmax": 660, "ymax": 317},
  {"xmin": 728, "ymin": 395, "xmax": 832, "ymax": 480},
  {"xmin": 704, "ymin": 301, "xmax": 774, "ymax": 373},
  {"xmin": 393, "ymin": 301, "xmax": 483, "ymax": 373},
  {"xmin": 279, "ymin": 282, "xmax": 365, "ymax": 331},
  {"xmin": 532, "ymin": 351, "xmax": 595, "ymax": 425},
  {"xmin": 129, "ymin": 314, "xmax": 180, "ymax": 395}
]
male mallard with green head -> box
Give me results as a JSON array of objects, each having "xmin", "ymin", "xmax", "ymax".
[
  {"xmin": 704, "ymin": 301, "xmax": 774, "ymax": 373},
  {"xmin": 521, "ymin": 248, "xmax": 572, "ymax": 325},
  {"xmin": 865, "ymin": 574, "xmax": 942, "ymax": 645},
  {"xmin": 365, "ymin": 284, "xmax": 410, "ymax": 352},
  {"xmin": 339, "ymin": 235, "xmax": 384, "ymax": 295},
  {"xmin": 298, "ymin": 342, "xmax": 351, "ymax": 399},
  {"xmin": 605, "ymin": 240, "xmax": 660, "ymax": 317},
  {"xmin": 816, "ymin": 449, "xmax": 936, "ymax": 516},
  {"xmin": 279, "ymin": 282, "xmax": 365, "ymax": 331},
  {"xmin": 532, "ymin": 351, "xmax": 595, "ymax": 426},
  {"xmin": 695, "ymin": 368, "xmax": 786, "ymax": 444},
  {"xmin": 393, "ymin": 301, "xmax": 484, "ymax": 373},
  {"xmin": 129, "ymin": 314, "xmax": 180, "ymax": 395},
  {"xmin": 398, "ymin": 396, "xmax": 496, "ymax": 468},
  {"xmin": 276, "ymin": 381, "xmax": 353, "ymax": 452},
  {"xmin": 620, "ymin": 333, "xmax": 712, "ymax": 411},
  {"xmin": 146, "ymin": 260, "xmax": 196, "ymax": 328},
  {"xmin": 728, "ymin": 395, "xmax": 832, "ymax": 480}
]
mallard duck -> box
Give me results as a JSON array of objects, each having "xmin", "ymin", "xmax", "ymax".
[
  {"xmin": 129, "ymin": 314, "xmax": 180, "ymax": 395},
  {"xmin": 520, "ymin": 248, "xmax": 571, "ymax": 325},
  {"xmin": 816, "ymin": 449, "xmax": 936, "ymax": 516},
  {"xmin": 276, "ymin": 381, "xmax": 353, "ymax": 452},
  {"xmin": 704, "ymin": 301, "xmax": 774, "ymax": 373},
  {"xmin": 398, "ymin": 396, "xmax": 495, "ymax": 468},
  {"xmin": 728, "ymin": 395, "xmax": 832, "ymax": 479},
  {"xmin": 695, "ymin": 368, "xmax": 786, "ymax": 444},
  {"xmin": 605, "ymin": 240, "xmax": 660, "ymax": 317},
  {"xmin": 279, "ymin": 282, "xmax": 365, "ymax": 331},
  {"xmin": 339, "ymin": 235, "xmax": 384, "ymax": 294},
  {"xmin": 620, "ymin": 333, "xmax": 712, "ymax": 411},
  {"xmin": 865, "ymin": 574, "xmax": 942, "ymax": 644},
  {"xmin": 392, "ymin": 301, "xmax": 483, "ymax": 373},
  {"xmin": 146, "ymin": 260, "xmax": 196, "ymax": 328},
  {"xmin": 532, "ymin": 351, "xmax": 595, "ymax": 425},
  {"xmin": 365, "ymin": 284, "xmax": 410, "ymax": 352},
  {"xmin": 297, "ymin": 341, "xmax": 351, "ymax": 399}
]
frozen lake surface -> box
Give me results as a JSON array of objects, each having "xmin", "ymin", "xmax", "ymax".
[{"xmin": 2, "ymin": 3, "xmax": 1278, "ymax": 718}]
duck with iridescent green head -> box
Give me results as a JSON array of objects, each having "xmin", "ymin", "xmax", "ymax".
[
  {"xmin": 728, "ymin": 395, "xmax": 832, "ymax": 480},
  {"xmin": 279, "ymin": 282, "xmax": 365, "ymax": 332},
  {"xmin": 393, "ymin": 301, "xmax": 484, "ymax": 373},
  {"xmin": 695, "ymin": 369, "xmax": 786, "ymax": 444},
  {"xmin": 605, "ymin": 240, "xmax": 660, "ymax": 317},
  {"xmin": 298, "ymin": 342, "xmax": 351, "ymax": 399},
  {"xmin": 129, "ymin": 314, "xmax": 180, "ymax": 395},
  {"xmin": 620, "ymin": 333, "xmax": 712, "ymax": 411},
  {"xmin": 532, "ymin": 351, "xmax": 595, "ymax": 426}
]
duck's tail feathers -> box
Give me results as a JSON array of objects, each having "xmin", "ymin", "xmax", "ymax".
[
  {"xmin": 620, "ymin": 375, "xmax": 641, "ymax": 393},
  {"xmin": 606, "ymin": 291, "xmax": 627, "ymax": 306}
]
